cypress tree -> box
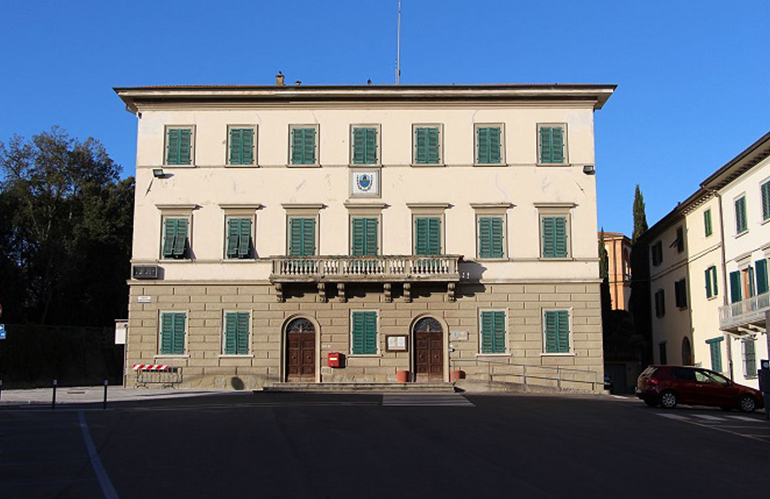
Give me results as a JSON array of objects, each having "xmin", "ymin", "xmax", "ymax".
[{"xmin": 632, "ymin": 185, "xmax": 648, "ymax": 243}]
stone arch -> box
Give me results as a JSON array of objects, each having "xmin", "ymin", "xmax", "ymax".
[{"xmin": 281, "ymin": 315, "xmax": 321, "ymax": 383}]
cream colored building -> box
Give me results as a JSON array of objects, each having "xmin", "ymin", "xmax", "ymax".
[
  {"xmin": 116, "ymin": 81, "xmax": 615, "ymax": 390},
  {"xmin": 645, "ymin": 131, "xmax": 770, "ymax": 388}
]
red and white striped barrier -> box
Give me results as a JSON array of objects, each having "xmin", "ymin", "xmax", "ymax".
[{"xmin": 132, "ymin": 364, "xmax": 172, "ymax": 371}]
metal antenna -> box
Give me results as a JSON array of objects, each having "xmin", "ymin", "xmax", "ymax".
[{"xmin": 396, "ymin": 0, "xmax": 402, "ymax": 84}]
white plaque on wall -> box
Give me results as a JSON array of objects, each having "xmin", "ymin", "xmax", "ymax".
[{"xmin": 350, "ymin": 170, "xmax": 381, "ymax": 198}]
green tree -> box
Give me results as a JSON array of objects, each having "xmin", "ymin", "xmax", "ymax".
[{"xmin": 632, "ymin": 184, "xmax": 648, "ymax": 243}]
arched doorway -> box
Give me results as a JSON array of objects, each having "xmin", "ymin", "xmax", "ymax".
[
  {"xmin": 413, "ymin": 317, "xmax": 444, "ymax": 382},
  {"xmin": 682, "ymin": 337, "xmax": 693, "ymax": 365},
  {"xmin": 285, "ymin": 317, "xmax": 316, "ymax": 382}
]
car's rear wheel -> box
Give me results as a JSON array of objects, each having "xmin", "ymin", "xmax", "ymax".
[
  {"xmin": 643, "ymin": 397, "xmax": 658, "ymax": 407},
  {"xmin": 660, "ymin": 391, "xmax": 677, "ymax": 409},
  {"xmin": 739, "ymin": 395, "xmax": 757, "ymax": 413}
]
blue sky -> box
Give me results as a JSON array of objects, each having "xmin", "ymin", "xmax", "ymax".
[{"xmin": 1, "ymin": 0, "xmax": 768, "ymax": 235}]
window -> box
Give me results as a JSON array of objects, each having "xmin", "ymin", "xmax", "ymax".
[
  {"xmin": 658, "ymin": 342, "xmax": 667, "ymax": 364},
  {"xmin": 651, "ymin": 240, "xmax": 663, "ymax": 266},
  {"xmin": 735, "ymin": 196, "xmax": 747, "ymax": 234},
  {"xmin": 704, "ymin": 209, "xmax": 713, "ymax": 237},
  {"xmin": 159, "ymin": 312, "xmax": 186, "ymax": 355},
  {"xmin": 729, "ymin": 270, "xmax": 742, "ymax": 303},
  {"xmin": 228, "ymin": 126, "xmax": 255, "ymax": 166},
  {"xmin": 544, "ymin": 310, "xmax": 571, "ymax": 354},
  {"xmin": 480, "ymin": 310, "xmax": 506, "ymax": 354},
  {"xmin": 165, "ymin": 127, "xmax": 193, "ymax": 165},
  {"xmin": 351, "ymin": 126, "xmax": 379, "ymax": 165},
  {"xmin": 226, "ymin": 218, "xmax": 253, "ymax": 259},
  {"xmin": 162, "ymin": 217, "xmax": 189, "ymax": 259},
  {"xmin": 541, "ymin": 216, "xmax": 568, "ymax": 258},
  {"xmin": 351, "ymin": 217, "xmax": 379, "ymax": 256},
  {"xmin": 706, "ymin": 337, "xmax": 724, "ymax": 372},
  {"xmin": 413, "ymin": 125, "xmax": 442, "ymax": 165},
  {"xmin": 756, "ymin": 259, "xmax": 769, "ymax": 295},
  {"xmin": 538, "ymin": 124, "xmax": 566, "ymax": 164},
  {"xmin": 654, "ymin": 289, "xmax": 665, "ymax": 317},
  {"xmin": 414, "ymin": 217, "xmax": 442, "ymax": 255},
  {"xmin": 705, "ymin": 266, "xmax": 718, "ymax": 298},
  {"xmin": 762, "ymin": 180, "xmax": 770, "ymax": 221},
  {"xmin": 288, "ymin": 217, "xmax": 316, "ymax": 256},
  {"xmin": 475, "ymin": 125, "xmax": 503, "ymax": 165},
  {"xmin": 675, "ymin": 226, "xmax": 684, "ymax": 253},
  {"xmin": 351, "ymin": 311, "xmax": 378, "ymax": 355},
  {"xmin": 290, "ymin": 125, "xmax": 318, "ymax": 166},
  {"xmin": 674, "ymin": 279, "xmax": 688, "ymax": 309},
  {"xmin": 223, "ymin": 311, "xmax": 250, "ymax": 355},
  {"xmin": 743, "ymin": 338, "xmax": 757, "ymax": 378},
  {"xmin": 478, "ymin": 217, "xmax": 504, "ymax": 259}
]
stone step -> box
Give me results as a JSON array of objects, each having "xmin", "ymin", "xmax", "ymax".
[{"xmin": 260, "ymin": 382, "xmax": 457, "ymax": 393}]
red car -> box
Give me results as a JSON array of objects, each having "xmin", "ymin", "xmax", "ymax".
[{"xmin": 636, "ymin": 365, "xmax": 765, "ymax": 412}]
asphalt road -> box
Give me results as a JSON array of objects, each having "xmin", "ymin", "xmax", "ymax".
[{"xmin": 1, "ymin": 392, "xmax": 769, "ymax": 499}]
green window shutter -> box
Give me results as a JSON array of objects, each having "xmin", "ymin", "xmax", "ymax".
[
  {"xmin": 229, "ymin": 128, "xmax": 254, "ymax": 165},
  {"xmin": 414, "ymin": 217, "xmax": 441, "ymax": 255},
  {"xmin": 705, "ymin": 267, "xmax": 716, "ymax": 299},
  {"xmin": 756, "ymin": 259, "xmax": 768, "ymax": 295},
  {"xmin": 704, "ymin": 209, "xmax": 713, "ymax": 237},
  {"xmin": 172, "ymin": 219, "xmax": 188, "ymax": 258},
  {"xmin": 352, "ymin": 218, "xmax": 378, "ymax": 256},
  {"xmin": 477, "ymin": 127, "xmax": 501, "ymax": 164},
  {"xmin": 735, "ymin": 197, "xmax": 747, "ymax": 233},
  {"xmin": 353, "ymin": 127, "xmax": 377, "ymax": 165},
  {"xmin": 291, "ymin": 127, "xmax": 316, "ymax": 165},
  {"xmin": 352, "ymin": 311, "xmax": 377, "ymax": 355},
  {"xmin": 729, "ymin": 270, "xmax": 742, "ymax": 304},
  {"xmin": 539, "ymin": 126, "xmax": 564, "ymax": 164},
  {"xmin": 224, "ymin": 312, "xmax": 250, "ymax": 355},
  {"xmin": 707, "ymin": 338, "xmax": 723, "ymax": 372},
  {"xmin": 478, "ymin": 217, "xmax": 504, "ymax": 258},
  {"xmin": 542, "ymin": 216, "xmax": 567, "ymax": 258},
  {"xmin": 166, "ymin": 128, "xmax": 191, "ymax": 165},
  {"xmin": 163, "ymin": 218, "xmax": 188, "ymax": 259},
  {"xmin": 744, "ymin": 339, "xmax": 756, "ymax": 376},
  {"xmin": 480, "ymin": 311, "xmax": 506, "ymax": 354},
  {"xmin": 748, "ymin": 266, "xmax": 756, "ymax": 298},
  {"xmin": 544, "ymin": 310, "xmax": 570, "ymax": 354},
  {"xmin": 227, "ymin": 218, "xmax": 251, "ymax": 259},
  {"xmin": 415, "ymin": 127, "xmax": 440, "ymax": 164},
  {"xmin": 161, "ymin": 312, "xmax": 186, "ymax": 355},
  {"xmin": 289, "ymin": 218, "xmax": 316, "ymax": 256},
  {"xmin": 763, "ymin": 182, "xmax": 770, "ymax": 221}
]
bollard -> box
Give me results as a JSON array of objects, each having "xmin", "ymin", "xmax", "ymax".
[
  {"xmin": 103, "ymin": 379, "xmax": 108, "ymax": 410},
  {"xmin": 52, "ymin": 379, "xmax": 58, "ymax": 410}
]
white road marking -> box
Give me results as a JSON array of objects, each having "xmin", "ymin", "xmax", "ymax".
[
  {"xmin": 382, "ymin": 394, "xmax": 474, "ymax": 407},
  {"xmin": 692, "ymin": 414, "xmax": 727, "ymax": 421},
  {"xmin": 657, "ymin": 413, "xmax": 690, "ymax": 420},
  {"xmin": 727, "ymin": 415, "xmax": 763, "ymax": 422},
  {"xmin": 78, "ymin": 411, "xmax": 120, "ymax": 499}
]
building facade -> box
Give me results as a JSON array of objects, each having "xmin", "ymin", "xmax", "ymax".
[
  {"xmin": 116, "ymin": 82, "xmax": 614, "ymax": 390},
  {"xmin": 602, "ymin": 231, "xmax": 632, "ymax": 311},
  {"xmin": 645, "ymin": 131, "xmax": 770, "ymax": 388}
]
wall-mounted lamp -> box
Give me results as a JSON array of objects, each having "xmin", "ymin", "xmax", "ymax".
[
  {"xmin": 582, "ymin": 165, "xmax": 595, "ymax": 175},
  {"xmin": 152, "ymin": 168, "xmax": 165, "ymax": 179}
]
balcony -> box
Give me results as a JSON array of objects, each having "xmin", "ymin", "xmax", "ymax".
[
  {"xmin": 269, "ymin": 255, "xmax": 462, "ymax": 303},
  {"xmin": 719, "ymin": 292, "xmax": 770, "ymax": 332}
]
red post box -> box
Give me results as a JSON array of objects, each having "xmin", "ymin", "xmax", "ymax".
[{"xmin": 328, "ymin": 352, "xmax": 343, "ymax": 368}]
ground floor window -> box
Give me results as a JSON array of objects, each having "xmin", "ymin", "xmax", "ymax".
[
  {"xmin": 543, "ymin": 310, "xmax": 570, "ymax": 354},
  {"xmin": 160, "ymin": 312, "xmax": 186, "ymax": 355},
  {"xmin": 351, "ymin": 311, "xmax": 378, "ymax": 355},
  {"xmin": 480, "ymin": 310, "xmax": 506, "ymax": 354},
  {"xmin": 742, "ymin": 337, "xmax": 757, "ymax": 378},
  {"xmin": 706, "ymin": 337, "xmax": 724, "ymax": 372},
  {"xmin": 223, "ymin": 311, "xmax": 250, "ymax": 355}
]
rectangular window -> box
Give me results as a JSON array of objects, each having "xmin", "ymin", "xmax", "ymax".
[
  {"xmin": 288, "ymin": 218, "xmax": 316, "ymax": 256},
  {"xmin": 228, "ymin": 127, "xmax": 255, "ymax": 165},
  {"xmin": 762, "ymin": 181, "xmax": 770, "ymax": 221},
  {"xmin": 351, "ymin": 126, "xmax": 378, "ymax": 165},
  {"xmin": 655, "ymin": 289, "xmax": 666, "ymax": 317},
  {"xmin": 478, "ymin": 217, "xmax": 504, "ymax": 259},
  {"xmin": 165, "ymin": 127, "xmax": 193, "ymax": 165},
  {"xmin": 541, "ymin": 216, "xmax": 568, "ymax": 258},
  {"xmin": 735, "ymin": 196, "xmax": 747, "ymax": 234},
  {"xmin": 675, "ymin": 226, "xmax": 685, "ymax": 253},
  {"xmin": 475, "ymin": 125, "xmax": 502, "ymax": 165},
  {"xmin": 351, "ymin": 218, "xmax": 378, "ymax": 256},
  {"xmin": 160, "ymin": 312, "xmax": 186, "ymax": 355},
  {"xmin": 743, "ymin": 338, "xmax": 757, "ymax": 378},
  {"xmin": 729, "ymin": 270, "xmax": 743, "ymax": 303},
  {"xmin": 351, "ymin": 311, "xmax": 377, "ymax": 355},
  {"xmin": 480, "ymin": 310, "xmax": 506, "ymax": 354},
  {"xmin": 538, "ymin": 125, "xmax": 566, "ymax": 164},
  {"xmin": 756, "ymin": 259, "xmax": 769, "ymax": 295},
  {"xmin": 226, "ymin": 218, "xmax": 252, "ymax": 259},
  {"xmin": 413, "ymin": 126, "xmax": 441, "ymax": 165},
  {"xmin": 651, "ymin": 240, "xmax": 663, "ymax": 266},
  {"xmin": 414, "ymin": 217, "xmax": 442, "ymax": 255},
  {"xmin": 704, "ymin": 209, "xmax": 713, "ymax": 237},
  {"xmin": 290, "ymin": 126, "xmax": 318, "ymax": 166},
  {"xmin": 705, "ymin": 266, "xmax": 718, "ymax": 298},
  {"xmin": 162, "ymin": 218, "xmax": 189, "ymax": 259},
  {"xmin": 223, "ymin": 311, "xmax": 250, "ymax": 355},
  {"xmin": 707, "ymin": 337, "xmax": 723, "ymax": 372},
  {"xmin": 674, "ymin": 279, "xmax": 688, "ymax": 309},
  {"xmin": 544, "ymin": 310, "xmax": 571, "ymax": 354}
]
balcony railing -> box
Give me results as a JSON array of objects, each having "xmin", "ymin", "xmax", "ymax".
[
  {"xmin": 270, "ymin": 255, "xmax": 462, "ymax": 282},
  {"xmin": 719, "ymin": 291, "xmax": 770, "ymax": 331}
]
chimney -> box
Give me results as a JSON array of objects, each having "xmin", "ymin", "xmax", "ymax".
[{"xmin": 276, "ymin": 72, "xmax": 285, "ymax": 86}]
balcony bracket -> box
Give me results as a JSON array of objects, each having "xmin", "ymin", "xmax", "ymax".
[
  {"xmin": 384, "ymin": 283, "xmax": 392, "ymax": 303},
  {"xmin": 337, "ymin": 283, "xmax": 347, "ymax": 303},
  {"xmin": 447, "ymin": 282, "xmax": 456, "ymax": 302},
  {"xmin": 404, "ymin": 283, "xmax": 412, "ymax": 303},
  {"xmin": 317, "ymin": 282, "xmax": 327, "ymax": 303},
  {"xmin": 274, "ymin": 283, "xmax": 285, "ymax": 303}
]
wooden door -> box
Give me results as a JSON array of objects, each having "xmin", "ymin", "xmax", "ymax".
[
  {"xmin": 286, "ymin": 318, "xmax": 316, "ymax": 382},
  {"xmin": 414, "ymin": 317, "xmax": 444, "ymax": 382}
]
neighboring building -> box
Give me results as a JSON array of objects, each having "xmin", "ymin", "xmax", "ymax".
[
  {"xmin": 601, "ymin": 231, "xmax": 632, "ymax": 310},
  {"xmin": 643, "ymin": 131, "xmax": 770, "ymax": 388},
  {"xmin": 116, "ymin": 80, "xmax": 615, "ymax": 390}
]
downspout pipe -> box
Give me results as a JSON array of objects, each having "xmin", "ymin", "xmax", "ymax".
[{"xmin": 706, "ymin": 186, "xmax": 733, "ymax": 380}]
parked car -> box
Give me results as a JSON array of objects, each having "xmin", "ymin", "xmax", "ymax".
[{"xmin": 636, "ymin": 365, "xmax": 764, "ymax": 412}]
